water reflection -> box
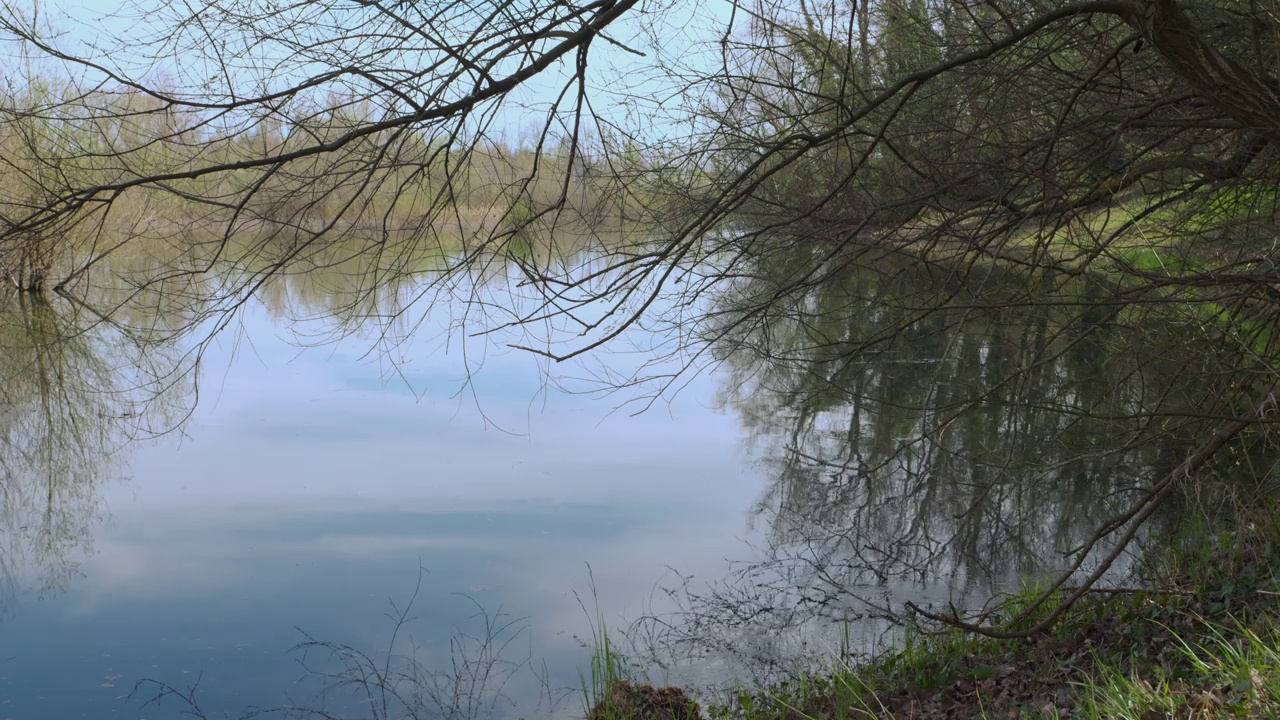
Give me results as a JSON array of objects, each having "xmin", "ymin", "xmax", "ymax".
[
  {"xmin": 0, "ymin": 236, "xmax": 617, "ymax": 620},
  {"xmin": 0, "ymin": 255, "xmax": 759, "ymax": 719},
  {"xmin": 0, "ymin": 290, "xmax": 192, "ymax": 612},
  {"xmin": 4, "ymin": 245, "xmax": 1278, "ymax": 715},
  {"xmin": 619, "ymin": 260, "xmax": 1280, "ymax": 685},
  {"xmin": 716, "ymin": 260, "xmax": 1273, "ymax": 603}
]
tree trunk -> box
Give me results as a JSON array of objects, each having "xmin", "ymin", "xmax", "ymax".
[{"xmin": 1135, "ymin": 0, "xmax": 1280, "ymax": 144}]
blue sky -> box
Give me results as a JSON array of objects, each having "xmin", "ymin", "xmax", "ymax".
[{"xmin": 29, "ymin": 0, "xmax": 732, "ymax": 141}]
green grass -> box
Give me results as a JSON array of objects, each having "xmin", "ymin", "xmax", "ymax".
[
  {"xmin": 698, "ymin": 595, "xmax": 1280, "ymax": 719},
  {"xmin": 579, "ymin": 600, "xmax": 629, "ymax": 720},
  {"xmin": 592, "ymin": 514, "xmax": 1280, "ymax": 720},
  {"xmin": 1081, "ymin": 620, "xmax": 1280, "ymax": 719}
]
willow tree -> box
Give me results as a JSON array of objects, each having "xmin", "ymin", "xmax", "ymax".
[{"xmin": 0, "ymin": 0, "xmax": 1278, "ymax": 632}]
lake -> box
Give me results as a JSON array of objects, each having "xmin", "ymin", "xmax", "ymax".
[{"xmin": 0, "ymin": 250, "xmax": 1245, "ymax": 718}]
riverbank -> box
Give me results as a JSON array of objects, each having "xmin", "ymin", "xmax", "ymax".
[{"xmin": 589, "ymin": 514, "xmax": 1280, "ymax": 719}]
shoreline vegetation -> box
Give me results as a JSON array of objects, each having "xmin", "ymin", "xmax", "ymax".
[
  {"xmin": 585, "ymin": 510, "xmax": 1280, "ymax": 720},
  {"xmin": 0, "ymin": 72, "xmax": 655, "ymax": 294}
]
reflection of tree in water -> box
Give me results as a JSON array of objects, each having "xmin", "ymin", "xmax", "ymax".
[
  {"xmin": 636, "ymin": 258, "xmax": 1280, "ymax": 677},
  {"xmin": 624, "ymin": 254, "xmax": 1264, "ymax": 666},
  {"xmin": 721, "ymin": 261, "xmax": 1273, "ymax": 595},
  {"xmin": 244, "ymin": 230, "xmax": 630, "ymax": 348},
  {"xmin": 0, "ymin": 289, "xmax": 193, "ymax": 612},
  {"xmin": 0, "ymin": 237, "xmax": 597, "ymax": 607}
]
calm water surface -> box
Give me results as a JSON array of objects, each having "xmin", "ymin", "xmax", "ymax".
[
  {"xmin": 0, "ymin": 289, "xmax": 770, "ymax": 719},
  {"xmin": 0, "ymin": 257, "xmax": 1238, "ymax": 718}
]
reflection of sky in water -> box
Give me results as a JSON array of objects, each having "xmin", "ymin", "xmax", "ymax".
[{"xmin": 0, "ymin": 300, "xmax": 767, "ymax": 718}]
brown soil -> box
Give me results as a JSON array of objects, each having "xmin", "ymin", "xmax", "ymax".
[{"xmin": 588, "ymin": 681, "xmax": 703, "ymax": 720}]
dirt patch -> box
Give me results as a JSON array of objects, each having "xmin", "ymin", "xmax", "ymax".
[{"xmin": 589, "ymin": 681, "xmax": 702, "ymax": 720}]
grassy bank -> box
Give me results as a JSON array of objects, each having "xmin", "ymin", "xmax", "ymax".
[
  {"xmin": 587, "ymin": 516, "xmax": 1280, "ymax": 719},
  {"xmin": 703, "ymin": 589, "xmax": 1280, "ymax": 719}
]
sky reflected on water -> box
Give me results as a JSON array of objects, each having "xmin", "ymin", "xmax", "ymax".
[{"xmin": 0, "ymin": 299, "xmax": 767, "ymax": 719}]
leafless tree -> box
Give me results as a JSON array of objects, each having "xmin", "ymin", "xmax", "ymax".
[{"xmin": 0, "ymin": 0, "xmax": 1277, "ymax": 635}]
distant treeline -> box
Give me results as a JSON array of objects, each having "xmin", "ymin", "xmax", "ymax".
[{"xmin": 0, "ymin": 71, "xmax": 654, "ymax": 291}]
